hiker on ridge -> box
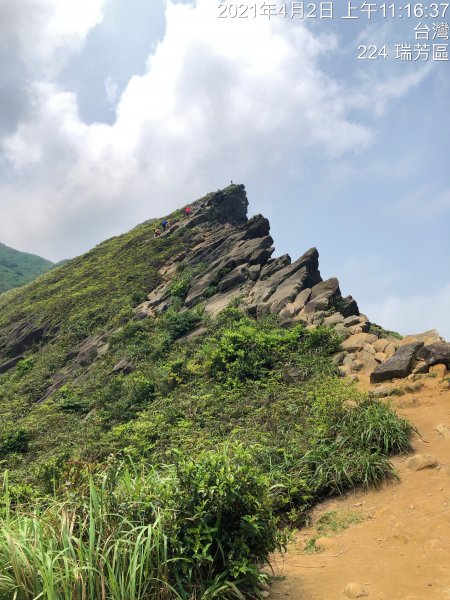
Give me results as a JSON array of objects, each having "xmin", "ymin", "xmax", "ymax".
[
  {"xmin": 185, "ymin": 206, "xmax": 191, "ymax": 217},
  {"xmin": 161, "ymin": 219, "xmax": 169, "ymax": 231},
  {"xmin": 154, "ymin": 228, "xmax": 161, "ymax": 238}
]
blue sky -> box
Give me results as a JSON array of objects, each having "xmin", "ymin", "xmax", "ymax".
[{"xmin": 0, "ymin": 0, "xmax": 448, "ymax": 337}]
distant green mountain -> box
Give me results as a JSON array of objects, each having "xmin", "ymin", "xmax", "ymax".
[{"xmin": 0, "ymin": 242, "xmax": 54, "ymax": 293}]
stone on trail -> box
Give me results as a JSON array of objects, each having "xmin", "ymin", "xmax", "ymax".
[
  {"xmin": 344, "ymin": 582, "xmax": 369, "ymax": 598},
  {"xmin": 406, "ymin": 454, "xmax": 438, "ymax": 471},
  {"xmin": 435, "ymin": 424, "xmax": 450, "ymax": 439},
  {"xmin": 370, "ymin": 342, "xmax": 424, "ymax": 383}
]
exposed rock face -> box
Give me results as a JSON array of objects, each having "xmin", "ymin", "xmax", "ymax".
[
  {"xmin": 0, "ymin": 355, "xmax": 25, "ymax": 374},
  {"xmin": 138, "ymin": 185, "xmax": 360, "ymax": 324}
]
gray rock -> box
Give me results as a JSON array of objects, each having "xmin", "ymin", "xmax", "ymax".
[
  {"xmin": 217, "ymin": 266, "xmax": 248, "ymax": 292},
  {"xmin": 340, "ymin": 295, "xmax": 360, "ymax": 318},
  {"xmin": 406, "ymin": 454, "xmax": 437, "ymax": 471},
  {"xmin": 310, "ymin": 277, "xmax": 340, "ymax": 301},
  {"xmin": 311, "ymin": 310, "xmax": 328, "ymax": 325},
  {"xmin": 344, "ymin": 315, "xmax": 363, "ymax": 328},
  {"xmin": 369, "ymin": 386, "xmax": 397, "ymax": 398},
  {"xmin": 112, "ymin": 360, "xmax": 134, "ymax": 375},
  {"xmin": 268, "ymin": 267, "xmax": 310, "ymax": 314},
  {"xmin": 417, "ymin": 342, "xmax": 450, "ymax": 367},
  {"xmin": 334, "ymin": 323, "xmax": 351, "ymax": 340},
  {"xmin": 259, "ymin": 254, "xmax": 291, "ymax": 280},
  {"xmin": 303, "ymin": 295, "xmax": 330, "ymax": 315},
  {"xmin": 341, "ymin": 333, "xmax": 378, "ymax": 353},
  {"xmin": 249, "ymin": 247, "xmax": 274, "ymax": 266},
  {"xmin": 323, "ymin": 312, "xmax": 344, "ymax": 327},
  {"xmin": 0, "ymin": 355, "xmax": 25, "ymax": 375},
  {"xmin": 370, "ymin": 342, "xmax": 424, "ymax": 383},
  {"xmin": 242, "ymin": 214, "xmax": 270, "ymax": 239},
  {"xmin": 248, "ymin": 264, "xmax": 261, "ymax": 281}
]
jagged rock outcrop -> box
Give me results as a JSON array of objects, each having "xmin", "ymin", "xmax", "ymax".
[{"xmin": 137, "ymin": 184, "xmax": 360, "ymax": 328}]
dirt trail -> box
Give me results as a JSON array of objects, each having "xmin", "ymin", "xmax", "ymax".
[{"xmin": 269, "ymin": 375, "xmax": 450, "ymax": 600}]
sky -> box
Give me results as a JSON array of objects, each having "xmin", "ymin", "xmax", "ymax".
[{"xmin": 0, "ymin": 0, "xmax": 449, "ymax": 337}]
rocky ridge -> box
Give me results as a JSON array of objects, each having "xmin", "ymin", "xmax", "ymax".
[
  {"xmin": 134, "ymin": 184, "xmax": 449, "ymax": 385},
  {"xmin": 0, "ymin": 183, "xmax": 448, "ymax": 392}
]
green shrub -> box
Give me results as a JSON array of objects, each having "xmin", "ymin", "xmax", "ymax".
[
  {"xmin": 162, "ymin": 308, "xmax": 203, "ymax": 341},
  {"xmin": 171, "ymin": 446, "xmax": 278, "ymax": 591},
  {"xmin": 0, "ymin": 429, "xmax": 30, "ymax": 459}
]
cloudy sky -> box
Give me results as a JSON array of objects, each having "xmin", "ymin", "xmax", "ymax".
[{"xmin": 0, "ymin": 0, "xmax": 449, "ymax": 337}]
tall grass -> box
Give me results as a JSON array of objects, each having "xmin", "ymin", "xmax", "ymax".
[
  {"xmin": 0, "ymin": 473, "xmax": 178, "ymax": 600},
  {"xmin": 0, "ymin": 447, "xmax": 277, "ymax": 600}
]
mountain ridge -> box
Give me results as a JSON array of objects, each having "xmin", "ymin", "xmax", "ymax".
[{"xmin": 0, "ymin": 241, "xmax": 54, "ymax": 294}]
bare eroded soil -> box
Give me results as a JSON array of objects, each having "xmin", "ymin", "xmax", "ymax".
[{"xmin": 269, "ymin": 375, "xmax": 450, "ymax": 600}]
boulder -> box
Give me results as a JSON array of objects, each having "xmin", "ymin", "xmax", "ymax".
[
  {"xmin": 311, "ymin": 311, "xmax": 328, "ymax": 325},
  {"xmin": 356, "ymin": 349, "xmax": 379, "ymax": 372},
  {"xmin": 400, "ymin": 329, "xmax": 444, "ymax": 346},
  {"xmin": 435, "ymin": 424, "xmax": 450, "ymax": 439},
  {"xmin": 334, "ymin": 323, "xmax": 351, "ymax": 340},
  {"xmin": 370, "ymin": 342, "xmax": 424, "ymax": 384},
  {"xmin": 332, "ymin": 352, "xmax": 346, "ymax": 366},
  {"xmin": 343, "ymin": 315, "xmax": 361, "ymax": 328},
  {"xmin": 406, "ymin": 454, "xmax": 437, "ymax": 471},
  {"xmin": 323, "ymin": 312, "xmax": 344, "ymax": 327},
  {"xmin": 374, "ymin": 352, "xmax": 386, "ymax": 363},
  {"xmin": 341, "ymin": 333, "xmax": 378, "ymax": 353},
  {"xmin": 417, "ymin": 342, "xmax": 450, "ymax": 367},
  {"xmin": 303, "ymin": 295, "xmax": 329, "ymax": 315},
  {"xmin": 384, "ymin": 342, "xmax": 397, "ymax": 357},
  {"xmin": 340, "ymin": 295, "xmax": 360, "ymax": 318},
  {"xmin": 242, "ymin": 214, "xmax": 270, "ymax": 239},
  {"xmin": 249, "ymin": 246, "xmax": 274, "ymax": 266},
  {"xmin": 347, "ymin": 322, "xmax": 370, "ymax": 335}
]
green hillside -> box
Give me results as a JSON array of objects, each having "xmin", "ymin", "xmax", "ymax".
[
  {"xmin": 0, "ymin": 186, "xmax": 414, "ymax": 598},
  {"xmin": 0, "ymin": 242, "xmax": 54, "ymax": 293}
]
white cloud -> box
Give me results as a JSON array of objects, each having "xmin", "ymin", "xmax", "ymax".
[
  {"xmin": 0, "ymin": 0, "xmax": 428, "ymax": 260},
  {"xmin": 365, "ymin": 283, "xmax": 450, "ymax": 340}
]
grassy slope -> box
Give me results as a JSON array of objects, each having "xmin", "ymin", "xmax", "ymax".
[
  {"xmin": 0, "ymin": 242, "xmax": 54, "ymax": 293},
  {"xmin": 0, "ymin": 194, "xmax": 415, "ymax": 598}
]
